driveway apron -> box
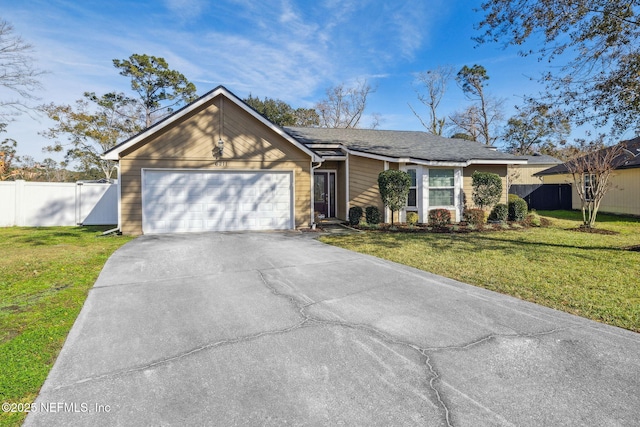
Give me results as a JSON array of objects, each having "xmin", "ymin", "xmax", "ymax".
[{"xmin": 25, "ymin": 232, "xmax": 640, "ymax": 426}]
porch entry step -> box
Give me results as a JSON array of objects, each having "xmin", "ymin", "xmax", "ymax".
[{"xmin": 318, "ymin": 222, "xmax": 360, "ymax": 234}]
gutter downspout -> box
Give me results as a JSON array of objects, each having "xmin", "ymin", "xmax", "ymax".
[
  {"xmin": 102, "ymin": 163, "xmax": 121, "ymax": 235},
  {"xmin": 311, "ymin": 161, "xmax": 323, "ymax": 229},
  {"xmin": 345, "ymin": 151, "xmax": 350, "ymax": 218},
  {"xmin": 383, "ymin": 161, "xmax": 390, "ymax": 223}
]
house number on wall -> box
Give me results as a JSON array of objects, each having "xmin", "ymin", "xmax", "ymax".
[{"xmin": 214, "ymin": 161, "xmax": 228, "ymax": 167}]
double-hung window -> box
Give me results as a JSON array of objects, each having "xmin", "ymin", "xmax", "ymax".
[
  {"xmin": 584, "ymin": 173, "xmax": 596, "ymax": 202},
  {"xmin": 428, "ymin": 169, "xmax": 455, "ymax": 207},
  {"xmin": 406, "ymin": 168, "xmax": 417, "ymax": 210}
]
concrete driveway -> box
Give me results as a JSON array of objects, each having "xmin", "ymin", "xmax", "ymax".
[{"xmin": 26, "ymin": 232, "xmax": 640, "ymax": 426}]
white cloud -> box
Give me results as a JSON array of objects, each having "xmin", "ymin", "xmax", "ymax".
[{"xmin": 163, "ymin": 0, "xmax": 208, "ymax": 21}]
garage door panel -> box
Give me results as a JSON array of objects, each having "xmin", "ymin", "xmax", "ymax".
[{"xmin": 142, "ymin": 170, "xmax": 293, "ymax": 234}]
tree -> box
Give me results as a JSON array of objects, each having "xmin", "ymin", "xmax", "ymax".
[
  {"xmin": 316, "ymin": 80, "xmax": 377, "ymax": 128},
  {"xmin": 0, "ymin": 123, "xmax": 18, "ymax": 180},
  {"xmin": 40, "ymin": 92, "xmax": 142, "ymax": 180},
  {"xmin": 455, "ymin": 65, "xmax": 504, "ymax": 145},
  {"xmin": 448, "ymin": 105, "xmax": 482, "ymax": 142},
  {"xmin": 450, "ymin": 132, "xmax": 475, "ymax": 141},
  {"xmin": 471, "ymin": 171, "xmax": 502, "ymax": 210},
  {"xmin": 476, "ymin": 0, "xmax": 640, "ymax": 135},
  {"xmin": 378, "ymin": 169, "xmax": 411, "ymax": 225},
  {"xmin": 0, "ymin": 19, "xmax": 44, "ymax": 120},
  {"xmin": 113, "ymin": 54, "xmax": 197, "ymax": 128},
  {"xmin": 564, "ymin": 143, "xmax": 629, "ymax": 228},
  {"xmin": 408, "ymin": 65, "xmax": 454, "ymax": 135},
  {"xmin": 503, "ymin": 99, "xmax": 571, "ymax": 155},
  {"xmin": 244, "ymin": 95, "xmax": 319, "ymax": 126}
]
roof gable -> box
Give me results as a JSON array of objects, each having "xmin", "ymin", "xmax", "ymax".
[{"xmin": 103, "ymin": 86, "xmax": 320, "ymax": 161}]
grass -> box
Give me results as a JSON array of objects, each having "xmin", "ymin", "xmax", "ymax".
[
  {"xmin": 320, "ymin": 211, "xmax": 640, "ymax": 333},
  {"xmin": 0, "ymin": 226, "xmax": 133, "ymax": 427}
]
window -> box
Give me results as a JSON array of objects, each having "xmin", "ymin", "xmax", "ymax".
[
  {"xmin": 584, "ymin": 173, "xmax": 596, "ymax": 201},
  {"xmin": 428, "ymin": 169, "xmax": 454, "ymax": 206},
  {"xmin": 406, "ymin": 169, "xmax": 417, "ymax": 209}
]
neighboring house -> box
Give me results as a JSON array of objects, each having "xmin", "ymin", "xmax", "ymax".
[
  {"xmin": 103, "ymin": 86, "xmax": 526, "ymax": 235},
  {"xmin": 508, "ymin": 154, "xmax": 570, "ymax": 210},
  {"xmin": 509, "ymin": 154, "xmax": 562, "ymax": 186},
  {"xmin": 535, "ymin": 137, "xmax": 640, "ymax": 216}
]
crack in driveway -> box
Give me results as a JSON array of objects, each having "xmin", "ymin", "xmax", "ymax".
[
  {"xmin": 47, "ymin": 263, "xmax": 567, "ymax": 427},
  {"xmin": 256, "ymin": 269, "xmax": 569, "ymax": 427}
]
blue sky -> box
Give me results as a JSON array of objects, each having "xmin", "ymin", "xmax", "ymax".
[{"xmin": 3, "ymin": 0, "xmax": 565, "ymax": 161}]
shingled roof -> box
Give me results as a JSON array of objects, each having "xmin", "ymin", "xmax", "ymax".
[
  {"xmin": 284, "ymin": 127, "xmax": 524, "ymax": 164},
  {"xmin": 535, "ymin": 137, "xmax": 640, "ymax": 176}
]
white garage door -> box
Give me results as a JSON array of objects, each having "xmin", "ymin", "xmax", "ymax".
[{"xmin": 142, "ymin": 170, "xmax": 293, "ymax": 234}]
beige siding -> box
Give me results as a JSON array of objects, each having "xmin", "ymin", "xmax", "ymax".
[
  {"xmin": 542, "ymin": 169, "xmax": 640, "ymax": 216},
  {"xmin": 118, "ymin": 94, "xmax": 312, "ymax": 235},
  {"xmin": 463, "ymin": 165, "xmax": 508, "ymax": 210},
  {"xmin": 348, "ymin": 156, "xmax": 385, "ymax": 212},
  {"xmin": 509, "ymin": 165, "xmax": 555, "ymax": 185}
]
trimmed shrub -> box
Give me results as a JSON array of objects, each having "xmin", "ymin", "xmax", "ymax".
[
  {"xmin": 378, "ymin": 170, "xmax": 411, "ymax": 225},
  {"xmin": 488, "ymin": 203, "xmax": 508, "ymax": 222},
  {"xmin": 508, "ymin": 195, "xmax": 528, "ymax": 221},
  {"xmin": 464, "ymin": 208, "xmax": 486, "ymax": 225},
  {"xmin": 348, "ymin": 206, "xmax": 363, "ymax": 226},
  {"xmin": 406, "ymin": 211, "xmax": 419, "ymax": 225},
  {"xmin": 365, "ymin": 206, "xmax": 381, "ymax": 225},
  {"xmin": 471, "ymin": 171, "xmax": 502, "ymax": 210},
  {"xmin": 428, "ymin": 209, "xmax": 451, "ymax": 228}
]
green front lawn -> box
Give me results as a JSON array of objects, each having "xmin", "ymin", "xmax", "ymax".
[
  {"xmin": 320, "ymin": 211, "xmax": 640, "ymax": 333},
  {"xmin": 0, "ymin": 227, "xmax": 133, "ymax": 427}
]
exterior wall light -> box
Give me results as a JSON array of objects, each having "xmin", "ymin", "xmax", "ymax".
[{"xmin": 214, "ymin": 138, "xmax": 224, "ymax": 157}]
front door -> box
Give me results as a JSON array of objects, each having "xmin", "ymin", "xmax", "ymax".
[{"xmin": 314, "ymin": 171, "xmax": 336, "ymax": 219}]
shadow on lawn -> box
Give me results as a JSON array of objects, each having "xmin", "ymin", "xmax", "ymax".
[
  {"xmin": 6, "ymin": 225, "xmax": 117, "ymax": 246},
  {"xmin": 334, "ymin": 231, "xmax": 628, "ymax": 267}
]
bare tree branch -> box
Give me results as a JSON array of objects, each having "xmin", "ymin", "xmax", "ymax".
[
  {"xmin": 315, "ymin": 80, "xmax": 377, "ymax": 128},
  {"xmin": 0, "ymin": 19, "xmax": 45, "ymax": 120}
]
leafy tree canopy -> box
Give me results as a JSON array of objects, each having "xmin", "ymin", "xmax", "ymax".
[
  {"xmin": 476, "ymin": 0, "xmax": 640, "ymax": 135},
  {"xmin": 503, "ymin": 99, "xmax": 571, "ymax": 155},
  {"xmin": 113, "ymin": 54, "xmax": 197, "ymax": 127},
  {"xmin": 244, "ymin": 95, "xmax": 319, "ymax": 127},
  {"xmin": 40, "ymin": 92, "xmax": 142, "ymax": 180}
]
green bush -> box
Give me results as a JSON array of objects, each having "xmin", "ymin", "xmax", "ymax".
[
  {"xmin": 488, "ymin": 203, "xmax": 508, "ymax": 222},
  {"xmin": 428, "ymin": 209, "xmax": 451, "ymax": 227},
  {"xmin": 378, "ymin": 170, "xmax": 412, "ymax": 225},
  {"xmin": 365, "ymin": 206, "xmax": 381, "ymax": 225},
  {"xmin": 348, "ymin": 206, "xmax": 363, "ymax": 226},
  {"xmin": 508, "ymin": 195, "xmax": 528, "ymax": 221},
  {"xmin": 471, "ymin": 171, "xmax": 502, "ymax": 210},
  {"xmin": 406, "ymin": 212, "xmax": 419, "ymax": 225},
  {"xmin": 464, "ymin": 208, "xmax": 486, "ymax": 225}
]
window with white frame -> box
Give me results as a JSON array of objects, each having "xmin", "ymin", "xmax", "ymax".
[
  {"xmin": 406, "ymin": 168, "xmax": 417, "ymax": 210},
  {"xmin": 428, "ymin": 169, "xmax": 455, "ymax": 206},
  {"xmin": 584, "ymin": 173, "xmax": 596, "ymax": 201}
]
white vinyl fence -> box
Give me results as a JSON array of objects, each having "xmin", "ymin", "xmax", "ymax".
[{"xmin": 0, "ymin": 180, "xmax": 118, "ymax": 227}]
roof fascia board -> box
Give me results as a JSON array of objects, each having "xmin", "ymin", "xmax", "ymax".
[
  {"xmin": 345, "ymin": 149, "xmax": 525, "ymax": 167},
  {"xmin": 468, "ymin": 159, "xmax": 528, "ymax": 165},
  {"xmin": 305, "ymin": 143, "xmax": 343, "ymax": 149},
  {"xmin": 103, "ymin": 86, "xmax": 322, "ymax": 162},
  {"xmin": 319, "ymin": 156, "xmax": 347, "ymax": 161}
]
